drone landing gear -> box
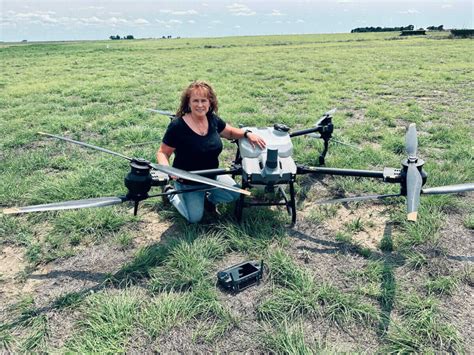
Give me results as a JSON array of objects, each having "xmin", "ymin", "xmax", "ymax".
[{"xmin": 235, "ymin": 181, "xmax": 297, "ymax": 226}]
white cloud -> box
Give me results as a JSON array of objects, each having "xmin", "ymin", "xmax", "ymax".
[
  {"xmin": 441, "ymin": 4, "xmax": 453, "ymax": 8},
  {"xmin": 295, "ymin": 19, "xmax": 305, "ymax": 23},
  {"xmin": 227, "ymin": 3, "xmax": 256, "ymax": 16},
  {"xmin": 156, "ymin": 19, "xmax": 183, "ymax": 25},
  {"xmin": 268, "ymin": 9, "xmax": 284, "ymax": 16},
  {"xmin": 11, "ymin": 11, "xmax": 59, "ymax": 24},
  {"xmin": 133, "ymin": 18, "xmax": 149, "ymax": 25},
  {"xmin": 188, "ymin": 20, "xmax": 196, "ymax": 24},
  {"xmin": 211, "ymin": 20, "xmax": 222, "ymax": 24},
  {"xmin": 79, "ymin": 6, "xmax": 105, "ymax": 10},
  {"xmin": 337, "ymin": 0, "xmax": 353, "ymax": 3},
  {"xmin": 159, "ymin": 9, "xmax": 198, "ymax": 15},
  {"xmin": 234, "ymin": 25, "xmax": 241, "ymax": 28},
  {"xmin": 398, "ymin": 9, "xmax": 420, "ymax": 14}
]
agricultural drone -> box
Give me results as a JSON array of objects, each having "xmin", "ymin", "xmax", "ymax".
[{"xmin": 3, "ymin": 109, "xmax": 473, "ymax": 224}]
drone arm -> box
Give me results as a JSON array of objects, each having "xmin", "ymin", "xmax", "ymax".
[
  {"xmin": 289, "ymin": 126, "xmax": 322, "ymax": 138},
  {"xmin": 297, "ymin": 165, "xmax": 386, "ymax": 179}
]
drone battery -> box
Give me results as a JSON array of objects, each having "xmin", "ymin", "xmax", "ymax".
[{"xmin": 217, "ymin": 260, "xmax": 264, "ymax": 292}]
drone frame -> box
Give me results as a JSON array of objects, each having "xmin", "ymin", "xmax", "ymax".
[{"xmin": 3, "ymin": 110, "xmax": 473, "ymax": 224}]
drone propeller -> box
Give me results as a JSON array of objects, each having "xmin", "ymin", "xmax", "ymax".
[
  {"xmin": 147, "ymin": 109, "xmax": 176, "ymax": 119},
  {"xmin": 404, "ymin": 123, "xmax": 423, "ymax": 221},
  {"xmin": 315, "ymin": 182, "xmax": 474, "ymax": 206},
  {"xmin": 422, "ymin": 183, "xmax": 474, "ymax": 195},
  {"xmin": 37, "ymin": 132, "xmax": 249, "ymax": 196},
  {"xmin": 308, "ymin": 133, "xmax": 360, "ymax": 150},
  {"xmin": 2, "ymin": 185, "xmax": 219, "ymax": 215},
  {"xmin": 316, "ymin": 193, "xmax": 402, "ymax": 205},
  {"xmin": 315, "ymin": 125, "xmax": 473, "ymax": 220},
  {"xmin": 3, "ymin": 196, "xmax": 128, "ymax": 214}
]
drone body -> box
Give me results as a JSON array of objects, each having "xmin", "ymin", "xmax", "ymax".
[
  {"xmin": 3, "ymin": 110, "xmax": 473, "ymax": 224},
  {"xmin": 239, "ymin": 125, "xmax": 297, "ymax": 186}
]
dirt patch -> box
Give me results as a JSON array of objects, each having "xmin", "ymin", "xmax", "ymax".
[
  {"xmin": 324, "ymin": 204, "xmax": 390, "ymax": 250},
  {"xmin": 132, "ymin": 210, "xmax": 174, "ymax": 246},
  {"xmin": 0, "ymin": 245, "xmax": 27, "ymax": 302},
  {"xmin": 22, "ymin": 244, "xmax": 136, "ymax": 310},
  {"xmin": 441, "ymin": 283, "xmax": 474, "ymax": 353}
]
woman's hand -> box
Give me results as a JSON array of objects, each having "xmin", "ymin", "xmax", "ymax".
[{"xmin": 247, "ymin": 132, "xmax": 266, "ymax": 149}]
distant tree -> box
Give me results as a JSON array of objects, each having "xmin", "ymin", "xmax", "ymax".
[
  {"xmin": 450, "ymin": 29, "xmax": 474, "ymax": 38},
  {"xmin": 125, "ymin": 35, "xmax": 134, "ymax": 40},
  {"xmin": 109, "ymin": 35, "xmax": 121, "ymax": 40},
  {"xmin": 351, "ymin": 25, "xmax": 415, "ymax": 33}
]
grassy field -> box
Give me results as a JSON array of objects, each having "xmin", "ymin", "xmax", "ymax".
[{"xmin": 1, "ymin": 31, "xmax": 473, "ymax": 352}]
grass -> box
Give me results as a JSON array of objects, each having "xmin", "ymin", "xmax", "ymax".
[
  {"xmin": 1, "ymin": 32, "xmax": 472, "ymax": 352},
  {"xmin": 259, "ymin": 249, "xmax": 378, "ymax": 325},
  {"xmin": 384, "ymin": 294, "xmax": 462, "ymax": 353},
  {"xmin": 261, "ymin": 322, "xmax": 331, "ymax": 353}
]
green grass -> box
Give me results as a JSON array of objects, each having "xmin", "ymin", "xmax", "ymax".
[
  {"xmin": 384, "ymin": 294, "xmax": 462, "ymax": 353},
  {"xmin": 1, "ymin": 32, "xmax": 472, "ymax": 353},
  {"xmin": 259, "ymin": 249, "xmax": 378, "ymax": 325},
  {"xmin": 261, "ymin": 322, "xmax": 330, "ymax": 354}
]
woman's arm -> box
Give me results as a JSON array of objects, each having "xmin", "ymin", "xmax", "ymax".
[
  {"xmin": 157, "ymin": 143, "xmax": 175, "ymax": 166},
  {"xmin": 220, "ymin": 124, "xmax": 266, "ymax": 149}
]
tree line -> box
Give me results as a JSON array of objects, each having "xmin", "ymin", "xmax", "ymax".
[
  {"xmin": 109, "ymin": 35, "xmax": 134, "ymax": 40},
  {"xmin": 351, "ymin": 25, "xmax": 445, "ymax": 33}
]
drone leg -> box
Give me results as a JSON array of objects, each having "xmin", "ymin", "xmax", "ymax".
[
  {"xmin": 289, "ymin": 181, "xmax": 297, "ymax": 226},
  {"xmin": 318, "ymin": 138, "xmax": 330, "ymax": 166},
  {"xmin": 133, "ymin": 201, "xmax": 139, "ymax": 216}
]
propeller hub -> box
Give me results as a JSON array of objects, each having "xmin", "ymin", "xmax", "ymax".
[
  {"xmin": 401, "ymin": 158, "xmax": 424, "ymax": 169},
  {"xmin": 131, "ymin": 157, "xmax": 151, "ymax": 168},
  {"xmin": 125, "ymin": 160, "xmax": 153, "ymax": 201}
]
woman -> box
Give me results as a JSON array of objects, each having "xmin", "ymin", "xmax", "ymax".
[{"xmin": 157, "ymin": 81, "xmax": 266, "ymax": 223}]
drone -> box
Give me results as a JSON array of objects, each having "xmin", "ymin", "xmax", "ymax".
[{"xmin": 3, "ymin": 109, "xmax": 473, "ymax": 225}]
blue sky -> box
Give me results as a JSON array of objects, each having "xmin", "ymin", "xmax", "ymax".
[{"xmin": 1, "ymin": 0, "xmax": 472, "ymax": 42}]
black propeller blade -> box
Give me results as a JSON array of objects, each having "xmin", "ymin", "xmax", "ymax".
[
  {"xmin": 3, "ymin": 196, "xmax": 128, "ymax": 215},
  {"xmin": 38, "ymin": 132, "xmax": 250, "ymax": 196}
]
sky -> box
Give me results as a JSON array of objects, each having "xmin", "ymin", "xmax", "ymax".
[{"xmin": 1, "ymin": 0, "xmax": 473, "ymax": 42}]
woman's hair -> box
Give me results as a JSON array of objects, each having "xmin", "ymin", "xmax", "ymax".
[{"xmin": 176, "ymin": 80, "xmax": 219, "ymax": 117}]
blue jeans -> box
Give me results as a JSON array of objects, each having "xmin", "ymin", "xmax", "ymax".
[{"xmin": 169, "ymin": 175, "xmax": 240, "ymax": 223}]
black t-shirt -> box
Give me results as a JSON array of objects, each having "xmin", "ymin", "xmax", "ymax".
[{"xmin": 162, "ymin": 113, "xmax": 227, "ymax": 174}]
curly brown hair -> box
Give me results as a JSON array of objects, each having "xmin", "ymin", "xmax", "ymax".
[{"xmin": 176, "ymin": 80, "xmax": 219, "ymax": 118}]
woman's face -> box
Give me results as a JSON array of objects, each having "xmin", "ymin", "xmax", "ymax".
[{"xmin": 189, "ymin": 89, "xmax": 210, "ymax": 117}]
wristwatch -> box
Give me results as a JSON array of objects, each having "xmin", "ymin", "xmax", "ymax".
[{"xmin": 244, "ymin": 129, "xmax": 252, "ymax": 138}]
